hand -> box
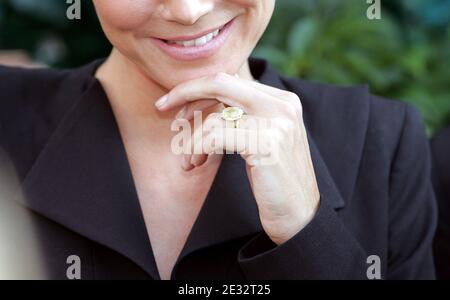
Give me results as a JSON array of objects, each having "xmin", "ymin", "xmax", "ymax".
[{"xmin": 155, "ymin": 73, "xmax": 320, "ymax": 245}]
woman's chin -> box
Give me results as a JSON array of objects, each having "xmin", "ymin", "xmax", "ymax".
[{"xmin": 150, "ymin": 61, "xmax": 239, "ymax": 88}]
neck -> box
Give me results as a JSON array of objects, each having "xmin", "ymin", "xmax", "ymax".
[{"xmin": 96, "ymin": 49, "xmax": 169, "ymax": 122}]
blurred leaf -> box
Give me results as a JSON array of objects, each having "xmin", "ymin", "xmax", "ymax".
[{"xmin": 287, "ymin": 17, "xmax": 320, "ymax": 57}]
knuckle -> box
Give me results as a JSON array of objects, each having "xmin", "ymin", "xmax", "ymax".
[
  {"xmin": 286, "ymin": 91, "xmax": 301, "ymax": 103},
  {"xmin": 279, "ymin": 101, "xmax": 298, "ymax": 117},
  {"xmin": 282, "ymin": 91, "xmax": 303, "ymax": 115}
]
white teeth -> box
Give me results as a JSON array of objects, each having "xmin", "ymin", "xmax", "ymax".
[
  {"xmin": 195, "ymin": 36, "xmax": 208, "ymax": 47},
  {"xmin": 167, "ymin": 29, "xmax": 219, "ymax": 47},
  {"xmin": 175, "ymin": 40, "xmax": 195, "ymax": 47}
]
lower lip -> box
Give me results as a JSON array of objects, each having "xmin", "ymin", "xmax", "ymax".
[{"xmin": 151, "ymin": 19, "xmax": 234, "ymax": 62}]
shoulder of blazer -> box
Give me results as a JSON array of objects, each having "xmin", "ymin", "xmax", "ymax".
[
  {"xmin": 0, "ymin": 63, "xmax": 98, "ymax": 123},
  {"xmin": 278, "ymin": 76, "xmax": 427, "ymax": 202},
  {"xmin": 281, "ymin": 75, "xmax": 420, "ymax": 153},
  {"xmin": 0, "ymin": 61, "xmax": 101, "ymax": 179}
]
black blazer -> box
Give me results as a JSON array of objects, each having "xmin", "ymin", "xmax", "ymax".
[
  {"xmin": 431, "ymin": 127, "xmax": 450, "ymax": 279},
  {"xmin": 0, "ymin": 58, "xmax": 437, "ymax": 280}
]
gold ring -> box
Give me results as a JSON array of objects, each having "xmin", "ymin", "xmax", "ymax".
[{"xmin": 221, "ymin": 107, "xmax": 244, "ymax": 129}]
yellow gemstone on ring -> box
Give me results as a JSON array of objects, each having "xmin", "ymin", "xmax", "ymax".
[{"xmin": 221, "ymin": 107, "xmax": 244, "ymax": 121}]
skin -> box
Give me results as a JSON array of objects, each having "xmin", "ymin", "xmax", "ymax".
[{"xmin": 93, "ymin": 0, "xmax": 320, "ymax": 279}]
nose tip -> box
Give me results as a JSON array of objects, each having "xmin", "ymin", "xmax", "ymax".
[{"xmin": 160, "ymin": 0, "xmax": 214, "ymax": 25}]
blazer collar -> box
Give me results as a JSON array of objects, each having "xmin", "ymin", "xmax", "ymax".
[{"xmin": 16, "ymin": 58, "xmax": 368, "ymax": 279}]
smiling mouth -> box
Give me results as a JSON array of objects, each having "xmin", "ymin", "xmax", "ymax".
[
  {"xmin": 151, "ymin": 18, "xmax": 235, "ymax": 61},
  {"xmin": 160, "ymin": 20, "xmax": 232, "ymax": 48}
]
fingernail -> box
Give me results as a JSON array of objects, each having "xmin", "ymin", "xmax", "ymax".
[
  {"xmin": 155, "ymin": 95, "xmax": 168, "ymax": 108},
  {"xmin": 176, "ymin": 106, "xmax": 187, "ymax": 119}
]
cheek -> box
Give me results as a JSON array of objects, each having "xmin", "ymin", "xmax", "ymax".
[
  {"xmin": 94, "ymin": 0, "xmax": 157, "ymax": 31},
  {"xmin": 240, "ymin": 0, "xmax": 274, "ymax": 42}
]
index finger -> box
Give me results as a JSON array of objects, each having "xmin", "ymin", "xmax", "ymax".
[{"xmin": 155, "ymin": 73, "xmax": 278, "ymax": 114}]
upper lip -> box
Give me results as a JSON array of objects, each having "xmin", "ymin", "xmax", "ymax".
[{"xmin": 156, "ymin": 19, "xmax": 232, "ymax": 42}]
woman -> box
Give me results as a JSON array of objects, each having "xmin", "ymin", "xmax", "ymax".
[{"xmin": 0, "ymin": 0, "xmax": 437, "ymax": 280}]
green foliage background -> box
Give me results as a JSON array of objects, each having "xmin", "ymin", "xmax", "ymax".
[{"xmin": 0, "ymin": 0, "xmax": 449, "ymax": 135}]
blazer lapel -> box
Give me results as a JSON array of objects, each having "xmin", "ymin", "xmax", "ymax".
[
  {"xmin": 15, "ymin": 77, "xmax": 160, "ymax": 278},
  {"xmin": 173, "ymin": 153, "xmax": 262, "ymax": 274}
]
